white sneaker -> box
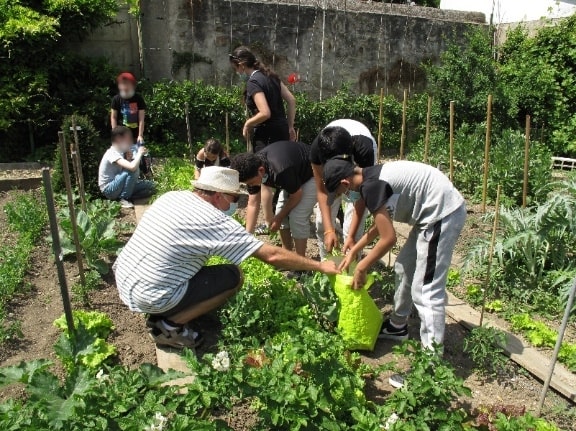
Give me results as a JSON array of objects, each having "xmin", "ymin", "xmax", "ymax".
[{"xmin": 119, "ymin": 199, "xmax": 134, "ymax": 208}]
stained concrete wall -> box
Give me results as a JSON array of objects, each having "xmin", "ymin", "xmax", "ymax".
[{"xmin": 79, "ymin": 0, "xmax": 485, "ymax": 97}]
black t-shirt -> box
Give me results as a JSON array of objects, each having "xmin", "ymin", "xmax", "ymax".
[
  {"xmin": 111, "ymin": 93, "xmax": 147, "ymax": 129},
  {"xmin": 310, "ymin": 134, "xmax": 375, "ymax": 167},
  {"xmin": 359, "ymin": 165, "xmax": 394, "ymax": 214},
  {"xmin": 248, "ymin": 141, "xmax": 313, "ymax": 195},
  {"xmin": 194, "ymin": 151, "xmax": 231, "ymax": 170},
  {"xmin": 246, "ymin": 71, "xmax": 287, "ymax": 128}
]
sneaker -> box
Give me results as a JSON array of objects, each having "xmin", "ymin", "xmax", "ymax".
[
  {"xmin": 379, "ymin": 319, "xmax": 409, "ymax": 341},
  {"xmin": 119, "ymin": 199, "xmax": 134, "ymax": 208},
  {"xmin": 146, "ymin": 318, "xmax": 204, "ymax": 349},
  {"xmin": 389, "ymin": 373, "xmax": 406, "ymax": 389},
  {"xmin": 254, "ymin": 224, "xmax": 270, "ymax": 235}
]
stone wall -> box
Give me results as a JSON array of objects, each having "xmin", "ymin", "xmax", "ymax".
[{"xmin": 79, "ymin": 0, "xmax": 485, "ymax": 97}]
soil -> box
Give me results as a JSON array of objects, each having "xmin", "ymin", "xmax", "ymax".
[
  {"xmin": 0, "ymin": 169, "xmax": 42, "ymax": 180},
  {"xmin": 0, "ymin": 189, "xmax": 574, "ymax": 430}
]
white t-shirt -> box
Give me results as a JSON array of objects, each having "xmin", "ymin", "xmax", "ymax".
[
  {"xmin": 360, "ymin": 161, "xmax": 465, "ymax": 226},
  {"xmin": 98, "ymin": 147, "xmax": 125, "ymax": 191},
  {"xmin": 113, "ymin": 191, "xmax": 263, "ymax": 313}
]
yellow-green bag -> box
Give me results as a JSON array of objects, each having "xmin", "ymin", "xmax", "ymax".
[{"xmin": 331, "ymin": 272, "xmax": 383, "ymax": 351}]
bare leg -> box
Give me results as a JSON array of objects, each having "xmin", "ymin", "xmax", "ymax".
[
  {"xmin": 293, "ymin": 238, "xmax": 307, "ymax": 256},
  {"xmin": 279, "ymin": 228, "xmax": 294, "ymax": 251},
  {"xmin": 261, "ymin": 185, "xmax": 275, "ymax": 226}
]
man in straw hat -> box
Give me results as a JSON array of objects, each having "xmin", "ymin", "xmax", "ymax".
[{"xmin": 114, "ymin": 166, "xmax": 339, "ymax": 349}]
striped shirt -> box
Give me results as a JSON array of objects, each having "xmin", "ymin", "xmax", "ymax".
[{"xmin": 113, "ymin": 191, "xmax": 263, "ymax": 313}]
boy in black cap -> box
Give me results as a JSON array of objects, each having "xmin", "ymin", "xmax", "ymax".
[{"xmin": 323, "ymin": 158, "xmax": 466, "ymax": 356}]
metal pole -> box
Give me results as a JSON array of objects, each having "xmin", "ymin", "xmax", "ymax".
[
  {"xmin": 424, "ymin": 95, "xmax": 432, "ymax": 164},
  {"xmin": 185, "ymin": 102, "xmax": 193, "ymax": 162},
  {"xmin": 58, "ymin": 132, "xmax": 85, "ymax": 286},
  {"xmin": 523, "ymin": 115, "xmax": 531, "ymax": 208},
  {"xmin": 536, "ymin": 277, "xmax": 576, "ymax": 416},
  {"xmin": 480, "ymin": 184, "xmax": 501, "ymax": 327},
  {"xmin": 400, "ymin": 89, "xmax": 407, "ymax": 160},
  {"xmin": 70, "ymin": 117, "xmax": 87, "ymax": 212},
  {"xmin": 482, "ymin": 94, "xmax": 493, "ymax": 213},
  {"xmin": 42, "ymin": 168, "xmax": 75, "ymax": 336},
  {"xmin": 377, "ymin": 87, "xmax": 384, "ymax": 161},
  {"xmin": 449, "ymin": 101, "xmax": 455, "ymax": 182}
]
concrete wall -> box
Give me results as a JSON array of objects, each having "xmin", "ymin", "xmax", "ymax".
[{"xmin": 78, "ymin": 0, "xmax": 485, "ymax": 97}]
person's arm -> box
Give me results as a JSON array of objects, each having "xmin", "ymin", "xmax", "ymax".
[
  {"xmin": 245, "ymin": 192, "xmax": 261, "ymax": 234},
  {"xmin": 110, "ymin": 109, "xmax": 118, "ymax": 128},
  {"xmin": 137, "ymin": 110, "xmax": 145, "ymax": 143},
  {"xmin": 340, "ymin": 208, "xmax": 397, "ymax": 289},
  {"xmin": 342, "ymin": 199, "xmax": 367, "ymax": 253},
  {"xmin": 312, "ymin": 163, "xmax": 338, "ymax": 252},
  {"xmin": 253, "ymin": 243, "xmax": 339, "ymax": 274},
  {"xmin": 194, "ymin": 149, "xmax": 205, "ymax": 180},
  {"xmin": 244, "ymin": 92, "xmax": 271, "ymax": 139},
  {"xmin": 115, "ymin": 146, "xmax": 146, "ymax": 172},
  {"xmin": 280, "ymin": 82, "xmax": 296, "ymax": 141},
  {"xmin": 270, "ymin": 188, "xmax": 302, "ymax": 232}
]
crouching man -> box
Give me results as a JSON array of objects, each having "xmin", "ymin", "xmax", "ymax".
[{"xmin": 113, "ymin": 166, "xmax": 338, "ymax": 349}]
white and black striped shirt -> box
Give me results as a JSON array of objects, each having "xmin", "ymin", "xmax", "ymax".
[{"xmin": 113, "ymin": 191, "xmax": 263, "ymax": 313}]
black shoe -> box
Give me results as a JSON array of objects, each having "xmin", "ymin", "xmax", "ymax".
[{"xmin": 379, "ymin": 318, "xmax": 409, "ymax": 341}]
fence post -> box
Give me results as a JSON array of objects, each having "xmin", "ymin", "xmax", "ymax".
[
  {"xmin": 449, "ymin": 101, "xmax": 455, "ymax": 182},
  {"xmin": 482, "ymin": 94, "xmax": 493, "ymax": 213},
  {"xmin": 70, "ymin": 116, "xmax": 87, "ymax": 212},
  {"xmin": 523, "ymin": 115, "xmax": 531, "ymax": 208},
  {"xmin": 185, "ymin": 102, "xmax": 193, "ymax": 162},
  {"xmin": 58, "ymin": 132, "xmax": 85, "ymax": 286},
  {"xmin": 400, "ymin": 89, "xmax": 408, "ymax": 159},
  {"xmin": 42, "ymin": 168, "xmax": 75, "ymax": 336},
  {"xmin": 225, "ymin": 112, "xmax": 230, "ymax": 154},
  {"xmin": 377, "ymin": 88, "xmax": 384, "ymax": 161},
  {"xmin": 424, "ymin": 95, "xmax": 432, "ymax": 164}
]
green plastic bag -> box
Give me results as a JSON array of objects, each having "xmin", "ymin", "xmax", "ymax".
[{"xmin": 331, "ymin": 272, "xmax": 383, "ymax": 351}]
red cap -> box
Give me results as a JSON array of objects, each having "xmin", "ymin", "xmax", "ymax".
[{"xmin": 117, "ymin": 72, "xmax": 137, "ymax": 84}]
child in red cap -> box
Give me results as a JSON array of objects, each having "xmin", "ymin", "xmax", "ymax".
[{"xmin": 110, "ymin": 72, "xmax": 146, "ymax": 145}]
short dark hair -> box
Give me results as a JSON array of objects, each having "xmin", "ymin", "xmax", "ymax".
[
  {"xmin": 230, "ymin": 153, "xmax": 263, "ymax": 182},
  {"xmin": 317, "ymin": 126, "xmax": 354, "ymax": 162},
  {"xmin": 111, "ymin": 126, "xmax": 132, "ymax": 141},
  {"xmin": 204, "ymin": 138, "xmax": 222, "ymax": 155}
]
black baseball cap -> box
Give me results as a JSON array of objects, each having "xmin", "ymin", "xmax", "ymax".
[{"xmin": 323, "ymin": 158, "xmax": 355, "ymax": 193}]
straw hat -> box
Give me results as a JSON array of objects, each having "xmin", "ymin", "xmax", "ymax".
[{"xmin": 191, "ymin": 166, "xmax": 247, "ymax": 195}]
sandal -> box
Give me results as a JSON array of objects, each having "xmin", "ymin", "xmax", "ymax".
[{"xmin": 146, "ymin": 318, "xmax": 204, "ymax": 349}]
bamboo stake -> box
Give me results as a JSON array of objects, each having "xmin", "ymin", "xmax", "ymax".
[
  {"xmin": 70, "ymin": 117, "xmax": 87, "ymax": 212},
  {"xmin": 424, "ymin": 95, "xmax": 432, "ymax": 164},
  {"xmin": 225, "ymin": 112, "xmax": 230, "ymax": 154},
  {"xmin": 449, "ymin": 101, "xmax": 455, "ymax": 182},
  {"xmin": 523, "ymin": 115, "xmax": 531, "ymax": 208},
  {"xmin": 400, "ymin": 89, "xmax": 408, "ymax": 159},
  {"xmin": 479, "ymin": 184, "xmax": 502, "ymax": 327},
  {"xmin": 185, "ymin": 102, "xmax": 193, "ymax": 162},
  {"xmin": 536, "ymin": 277, "xmax": 576, "ymax": 416},
  {"xmin": 377, "ymin": 87, "xmax": 384, "ymax": 161},
  {"xmin": 481, "ymin": 94, "xmax": 493, "ymax": 213},
  {"xmin": 58, "ymin": 132, "xmax": 85, "ymax": 286},
  {"xmin": 42, "ymin": 168, "xmax": 75, "ymax": 336}
]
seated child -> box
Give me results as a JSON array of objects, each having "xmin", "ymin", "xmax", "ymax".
[
  {"xmin": 98, "ymin": 126, "xmax": 155, "ymax": 208},
  {"xmin": 194, "ymin": 138, "xmax": 231, "ymax": 179}
]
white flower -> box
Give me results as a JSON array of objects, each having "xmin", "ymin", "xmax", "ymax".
[
  {"xmin": 144, "ymin": 412, "xmax": 168, "ymax": 431},
  {"xmin": 212, "ymin": 351, "xmax": 231, "ymax": 372},
  {"xmin": 95, "ymin": 369, "xmax": 109, "ymax": 382},
  {"xmin": 383, "ymin": 413, "xmax": 399, "ymax": 430}
]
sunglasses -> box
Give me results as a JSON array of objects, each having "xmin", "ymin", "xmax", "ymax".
[{"xmin": 224, "ymin": 193, "xmax": 240, "ymax": 203}]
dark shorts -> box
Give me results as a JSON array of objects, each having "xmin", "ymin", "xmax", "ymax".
[
  {"xmin": 253, "ymin": 123, "xmax": 289, "ymax": 153},
  {"xmin": 152, "ymin": 264, "xmax": 241, "ymax": 318}
]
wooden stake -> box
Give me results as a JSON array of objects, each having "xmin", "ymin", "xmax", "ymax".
[
  {"xmin": 377, "ymin": 87, "xmax": 384, "ymax": 161},
  {"xmin": 42, "ymin": 168, "xmax": 75, "ymax": 336},
  {"xmin": 185, "ymin": 102, "xmax": 193, "ymax": 162},
  {"xmin": 225, "ymin": 112, "xmax": 230, "ymax": 154},
  {"xmin": 70, "ymin": 116, "xmax": 87, "ymax": 212},
  {"xmin": 523, "ymin": 115, "xmax": 531, "ymax": 208},
  {"xmin": 449, "ymin": 101, "xmax": 455, "ymax": 182},
  {"xmin": 481, "ymin": 94, "xmax": 493, "ymax": 213},
  {"xmin": 400, "ymin": 89, "xmax": 408, "ymax": 159},
  {"xmin": 479, "ymin": 184, "xmax": 501, "ymax": 327},
  {"xmin": 424, "ymin": 95, "xmax": 432, "ymax": 164},
  {"xmin": 58, "ymin": 132, "xmax": 85, "ymax": 286}
]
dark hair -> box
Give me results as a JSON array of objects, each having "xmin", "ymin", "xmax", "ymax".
[
  {"xmin": 230, "ymin": 153, "xmax": 263, "ymax": 182},
  {"xmin": 195, "ymin": 188, "xmax": 216, "ymax": 196},
  {"xmin": 317, "ymin": 127, "xmax": 354, "ymax": 162},
  {"xmin": 204, "ymin": 138, "xmax": 223, "ymax": 155},
  {"xmin": 111, "ymin": 125, "xmax": 132, "ymax": 141},
  {"xmin": 229, "ymin": 46, "xmax": 280, "ymax": 82}
]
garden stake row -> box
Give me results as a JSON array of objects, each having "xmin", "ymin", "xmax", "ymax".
[
  {"xmin": 537, "ymin": 276, "xmax": 576, "ymax": 416},
  {"xmin": 58, "ymin": 131, "xmax": 85, "ymax": 286},
  {"xmin": 523, "ymin": 115, "xmax": 531, "ymax": 208},
  {"xmin": 449, "ymin": 100, "xmax": 455, "ymax": 182},
  {"xmin": 42, "ymin": 168, "xmax": 75, "ymax": 337},
  {"xmin": 377, "ymin": 87, "xmax": 384, "ymax": 161},
  {"xmin": 225, "ymin": 112, "xmax": 230, "ymax": 154},
  {"xmin": 424, "ymin": 95, "xmax": 432, "ymax": 164},
  {"xmin": 481, "ymin": 94, "xmax": 493, "ymax": 213},
  {"xmin": 479, "ymin": 184, "xmax": 501, "ymax": 327},
  {"xmin": 70, "ymin": 116, "xmax": 87, "ymax": 213},
  {"xmin": 399, "ymin": 88, "xmax": 408, "ymax": 159},
  {"xmin": 185, "ymin": 102, "xmax": 193, "ymax": 163}
]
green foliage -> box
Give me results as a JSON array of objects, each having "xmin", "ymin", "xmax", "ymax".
[
  {"xmin": 72, "ymin": 269, "xmax": 102, "ymax": 305},
  {"xmin": 463, "ymin": 326, "xmax": 508, "ymax": 378},
  {"xmin": 154, "ymin": 158, "xmax": 196, "ymax": 196},
  {"xmin": 475, "ymin": 404, "xmax": 560, "ymax": 430},
  {"xmin": 53, "ymin": 310, "xmax": 116, "ymax": 370},
  {"xmin": 57, "ymin": 198, "xmax": 124, "ymax": 274},
  {"xmin": 300, "ymin": 272, "xmax": 340, "ymax": 331},
  {"xmin": 4, "ymin": 191, "xmax": 47, "ymax": 243}
]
